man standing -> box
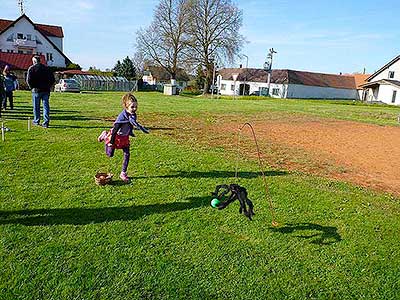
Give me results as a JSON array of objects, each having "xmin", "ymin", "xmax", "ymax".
[
  {"xmin": 0, "ymin": 71, "xmax": 5, "ymax": 118},
  {"xmin": 26, "ymin": 56, "xmax": 55, "ymax": 128}
]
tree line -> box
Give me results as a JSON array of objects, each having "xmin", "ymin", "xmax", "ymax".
[{"xmin": 135, "ymin": 0, "xmax": 244, "ymax": 94}]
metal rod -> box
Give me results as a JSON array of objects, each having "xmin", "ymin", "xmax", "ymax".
[
  {"xmin": 235, "ymin": 122, "xmax": 278, "ymax": 226},
  {"xmin": 1, "ymin": 122, "xmax": 4, "ymax": 142}
]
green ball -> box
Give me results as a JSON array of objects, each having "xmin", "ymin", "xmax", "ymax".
[{"xmin": 211, "ymin": 198, "xmax": 221, "ymax": 208}]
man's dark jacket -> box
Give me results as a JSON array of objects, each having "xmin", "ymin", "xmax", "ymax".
[{"xmin": 26, "ymin": 63, "xmax": 55, "ymax": 93}]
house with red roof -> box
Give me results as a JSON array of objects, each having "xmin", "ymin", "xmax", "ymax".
[
  {"xmin": 0, "ymin": 14, "xmax": 71, "ymax": 70},
  {"xmin": 217, "ymin": 68, "xmax": 359, "ymax": 100},
  {"xmin": 361, "ymin": 55, "xmax": 400, "ymax": 105}
]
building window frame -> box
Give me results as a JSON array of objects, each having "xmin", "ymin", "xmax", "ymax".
[
  {"xmin": 46, "ymin": 53, "xmax": 53, "ymax": 61},
  {"xmin": 272, "ymin": 88, "xmax": 280, "ymax": 96},
  {"xmin": 389, "ymin": 71, "xmax": 395, "ymax": 79},
  {"xmin": 392, "ymin": 90, "xmax": 397, "ymax": 103}
]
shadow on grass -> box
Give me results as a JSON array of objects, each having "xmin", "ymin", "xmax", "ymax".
[
  {"xmin": 49, "ymin": 124, "xmax": 106, "ymax": 129},
  {"xmin": 270, "ymin": 223, "xmax": 342, "ymax": 245},
  {"xmin": 0, "ymin": 196, "xmax": 210, "ymax": 226},
  {"xmin": 134, "ymin": 170, "xmax": 287, "ymax": 180},
  {"xmin": 2, "ymin": 106, "xmax": 100, "ymax": 122}
]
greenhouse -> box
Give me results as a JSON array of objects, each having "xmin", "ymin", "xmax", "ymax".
[{"xmin": 72, "ymin": 74, "xmax": 137, "ymax": 91}]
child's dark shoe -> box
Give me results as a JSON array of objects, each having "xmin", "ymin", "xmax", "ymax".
[
  {"xmin": 98, "ymin": 130, "xmax": 108, "ymax": 142},
  {"xmin": 119, "ymin": 172, "xmax": 130, "ymax": 183}
]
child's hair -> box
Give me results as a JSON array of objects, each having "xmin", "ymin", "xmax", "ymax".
[{"xmin": 122, "ymin": 93, "xmax": 137, "ymax": 109}]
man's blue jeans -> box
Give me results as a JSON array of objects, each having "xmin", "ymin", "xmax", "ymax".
[{"xmin": 32, "ymin": 92, "xmax": 50, "ymax": 125}]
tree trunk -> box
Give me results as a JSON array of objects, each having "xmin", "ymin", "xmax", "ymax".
[{"xmin": 202, "ymin": 65, "xmax": 213, "ymax": 95}]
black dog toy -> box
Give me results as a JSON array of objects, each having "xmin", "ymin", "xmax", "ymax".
[{"xmin": 211, "ymin": 184, "xmax": 255, "ymax": 220}]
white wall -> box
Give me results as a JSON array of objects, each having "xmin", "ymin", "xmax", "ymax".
[
  {"xmin": 375, "ymin": 84, "xmax": 400, "ymax": 105},
  {"xmin": 357, "ymin": 89, "xmax": 364, "ymax": 100},
  {"xmin": 48, "ymin": 36, "xmax": 63, "ymax": 52},
  {"xmin": 0, "ymin": 17, "xmax": 66, "ymax": 67},
  {"xmin": 218, "ymin": 78, "xmax": 357, "ymax": 99},
  {"xmin": 218, "ymin": 79, "xmax": 286, "ymax": 97},
  {"xmin": 369, "ymin": 59, "xmax": 400, "ymax": 81},
  {"xmin": 286, "ymin": 84, "xmax": 358, "ymax": 99}
]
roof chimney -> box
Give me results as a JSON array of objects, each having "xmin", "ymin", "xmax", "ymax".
[{"xmin": 239, "ymin": 64, "xmax": 242, "ymax": 68}]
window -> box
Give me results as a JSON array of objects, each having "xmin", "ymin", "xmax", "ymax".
[
  {"xmin": 26, "ymin": 50, "xmax": 33, "ymax": 54},
  {"xmin": 35, "ymin": 36, "xmax": 42, "ymax": 44},
  {"xmin": 231, "ymin": 84, "xmax": 235, "ymax": 91},
  {"xmin": 17, "ymin": 33, "xmax": 24, "ymax": 39},
  {"xmin": 18, "ymin": 50, "xmax": 23, "ymax": 54},
  {"xmin": 392, "ymin": 91, "xmax": 397, "ymax": 103},
  {"xmin": 221, "ymin": 84, "xmax": 226, "ymax": 90},
  {"xmin": 27, "ymin": 34, "xmax": 32, "ymax": 41},
  {"xmin": 389, "ymin": 71, "xmax": 395, "ymax": 79},
  {"xmin": 260, "ymin": 87, "xmax": 268, "ymax": 96},
  {"xmin": 7, "ymin": 49, "xmax": 13, "ymax": 53},
  {"xmin": 46, "ymin": 53, "xmax": 53, "ymax": 61},
  {"xmin": 6, "ymin": 34, "xmax": 14, "ymax": 41},
  {"xmin": 272, "ymin": 88, "xmax": 280, "ymax": 96}
]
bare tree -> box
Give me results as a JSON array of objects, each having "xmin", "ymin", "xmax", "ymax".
[
  {"xmin": 131, "ymin": 51, "xmax": 147, "ymax": 79},
  {"xmin": 136, "ymin": 0, "xmax": 190, "ymax": 82},
  {"xmin": 187, "ymin": 0, "xmax": 244, "ymax": 94}
]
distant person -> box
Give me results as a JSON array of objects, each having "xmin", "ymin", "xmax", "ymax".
[
  {"xmin": 2, "ymin": 65, "xmax": 18, "ymax": 110},
  {"xmin": 0, "ymin": 72, "xmax": 5, "ymax": 117},
  {"xmin": 97, "ymin": 93, "xmax": 149, "ymax": 183},
  {"xmin": 26, "ymin": 56, "xmax": 55, "ymax": 128}
]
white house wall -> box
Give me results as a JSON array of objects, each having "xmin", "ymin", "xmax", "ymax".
[
  {"xmin": 218, "ymin": 79, "xmax": 286, "ymax": 97},
  {"xmin": 286, "ymin": 84, "xmax": 357, "ymax": 99},
  {"xmin": 369, "ymin": 59, "xmax": 400, "ymax": 81},
  {"xmin": 48, "ymin": 36, "xmax": 63, "ymax": 52},
  {"xmin": 373, "ymin": 84, "xmax": 400, "ymax": 105},
  {"xmin": 357, "ymin": 89, "xmax": 364, "ymax": 100},
  {"xmin": 0, "ymin": 17, "xmax": 66, "ymax": 67}
]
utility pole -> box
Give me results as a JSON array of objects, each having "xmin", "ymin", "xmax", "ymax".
[
  {"xmin": 211, "ymin": 58, "xmax": 217, "ymax": 98},
  {"xmin": 17, "ymin": 0, "xmax": 25, "ymax": 15},
  {"xmin": 242, "ymin": 54, "xmax": 248, "ymax": 95},
  {"xmin": 264, "ymin": 48, "xmax": 277, "ymax": 96}
]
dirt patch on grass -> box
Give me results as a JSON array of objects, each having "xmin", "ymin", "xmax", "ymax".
[{"xmin": 146, "ymin": 113, "xmax": 400, "ymax": 195}]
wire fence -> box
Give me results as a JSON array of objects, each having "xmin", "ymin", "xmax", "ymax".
[{"xmin": 72, "ymin": 74, "xmax": 137, "ymax": 92}]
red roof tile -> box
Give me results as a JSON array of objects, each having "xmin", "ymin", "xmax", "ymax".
[
  {"xmin": 0, "ymin": 18, "xmax": 63, "ymax": 38},
  {"xmin": 352, "ymin": 74, "xmax": 370, "ymax": 89},
  {"xmin": 0, "ymin": 52, "xmax": 46, "ymax": 70},
  {"xmin": 35, "ymin": 23, "xmax": 64, "ymax": 38}
]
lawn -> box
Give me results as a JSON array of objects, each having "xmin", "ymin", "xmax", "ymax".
[{"xmin": 0, "ymin": 91, "xmax": 399, "ymax": 299}]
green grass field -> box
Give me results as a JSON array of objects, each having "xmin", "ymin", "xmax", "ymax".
[{"xmin": 1, "ymin": 91, "xmax": 399, "ymax": 299}]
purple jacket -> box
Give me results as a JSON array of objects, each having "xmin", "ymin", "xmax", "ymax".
[{"xmin": 110, "ymin": 109, "xmax": 148, "ymax": 144}]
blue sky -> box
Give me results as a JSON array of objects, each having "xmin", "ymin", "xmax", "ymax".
[{"xmin": 2, "ymin": 0, "xmax": 400, "ymax": 74}]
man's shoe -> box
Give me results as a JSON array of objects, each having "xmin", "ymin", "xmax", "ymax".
[{"xmin": 42, "ymin": 123, "xmax": 49, "ymax": 128}]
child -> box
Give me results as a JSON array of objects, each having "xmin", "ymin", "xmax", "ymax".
[
  {"xmin": 2, "ymin": 66, "xmax": 18, "ymax": 110},
  {"xmin": 98, "ymin": 93, "xmax": 149, "ymax": 183}
]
